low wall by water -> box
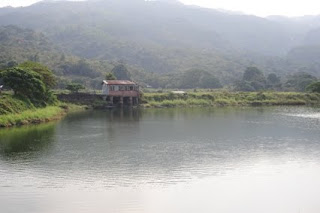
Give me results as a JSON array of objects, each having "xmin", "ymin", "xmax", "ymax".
[
  {"xmin": 56, "ymin": 93, "xmax": 139, "ymax": 107},
  {"xmin": 57, "ymin": 93, "xmax": 105, "ymax": 105}
]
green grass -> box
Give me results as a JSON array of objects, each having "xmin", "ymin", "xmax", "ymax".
[
  {"xmin": 0, "ymin": 94, "xmax": 35, "ymax": 115},
  {"xmin": 142, "ymin": 91, "xmax": 320, "ymax": 108},
  {"xmin": 0, "ymin": 106, "xmax": 65, "ymax": 127},
  {"xmin": 0, "ymin": 92, "xmax": 88, "ymax": 128}
]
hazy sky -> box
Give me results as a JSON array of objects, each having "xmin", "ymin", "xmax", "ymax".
[
  {"xmin": 0, "ymin": 0, "xmax": 319, "ymax": 17},
  {"xmin": 180, "ymin": 0, "xmax": 320, "ymax": 17}
]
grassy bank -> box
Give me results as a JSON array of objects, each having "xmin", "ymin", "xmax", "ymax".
[
  {"xmin": 0, "ymin": 94, "xmax": 35, "ymax": 115},
  {"xmin": 0, "ymin": 94, "xmax": 86, "ymax": 128},
  {"xmin": 0, "ymin": 106, "xmax": 66, "ymax": 127},
  {"xmin": 142, "ymin": 91, "xmax": 320, "ymax": 108}
]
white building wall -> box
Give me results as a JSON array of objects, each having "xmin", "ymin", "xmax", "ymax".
[{"xmin": 102, "ymin": 84, "xmax": 109, "ymax": 95}]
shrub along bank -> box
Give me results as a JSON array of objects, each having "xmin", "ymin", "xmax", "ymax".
[{"xmin": 0, "ymin": 62, "xmax": 68, "ymax": 127}]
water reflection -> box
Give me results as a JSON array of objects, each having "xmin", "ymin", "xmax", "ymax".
[
  {"xmin": 1, "ymin": 107, "xmax": 320, "ymax": 213},
  {"xmin": 0, "ymin": 123, "xmax": 56, "ymax": 160}
]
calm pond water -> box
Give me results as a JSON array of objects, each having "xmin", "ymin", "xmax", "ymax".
[{"xmin": 1, "ymin": 107, "xmax": 320, "ymax": 213}]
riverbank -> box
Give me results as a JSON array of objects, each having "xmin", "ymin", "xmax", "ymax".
[
  {"xmin": 1, "ymin": 91, "xmax": 319, "ymax": 127},
  {"xmin": 0, "ymin": 106, "xmax": 66, "ymax": 128},
  {"xmin": 142, "ymin": 91, "xmax": 320, "ymax": 107},
  {"xmin": 0, "ymin": 94, "xmax": 85, "ymax": 128}
]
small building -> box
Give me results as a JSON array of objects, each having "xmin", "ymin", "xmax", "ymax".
[
  {"xmin": 102, "ymin": 80, "xmax": 140, "ymax": 105},
  {"xmin": 171, "ymin": 91, "xmax": 186, "ymax": 95}
]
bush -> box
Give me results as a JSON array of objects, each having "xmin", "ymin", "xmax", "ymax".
[
  {"xmin": 306, "ymin": 81, "xmax": 320, "ymax": 93},
  {"xmin": 66, "ymin": 83, "xmax": 85, "ymax": 93}
]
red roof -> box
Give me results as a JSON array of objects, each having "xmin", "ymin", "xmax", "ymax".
[{"xmin": 103, "ymin": 80, "xmax": 137, "ymax": 85}]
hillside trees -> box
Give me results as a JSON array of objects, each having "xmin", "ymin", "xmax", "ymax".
[
  {"xmin": 285, "ymin": 72, "xmax": 317, "ymax": 91},
  {"xmin": 18, "ymin": 61, "xmax": 57, "ymax": 88},
  {"xmin": 66, "ymin": 83, "xmax": 85, "ymax": 93},
  {"xmin": 106, "ymin": 72, "xmax": 116, "ymax": 80},
  {"xmin": 111, "ymin": 64, "xmax": 131, "ymax": 80},
  {"xmin": 177, "ymin": 69, "xmax": 222, "ymax": 89},
  {"xmin": 266, "ymin": 73, "xmax": 282, "ymax": 89},
  {"xmin": 61, "ymin": 59, "xmax": 101, "ymax": 78},
  {"xmin": 306, "ymin": 81, "xmax": 320, "ymax": 93},
  {"xmin": 235, "ymin": 67, "xmax": 267, "ymax": 91}
]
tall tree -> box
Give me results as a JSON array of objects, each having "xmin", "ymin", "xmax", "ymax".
[
  {"xmin": 105, "ymin": 72, "xmax": 117, "ymax": 80},
  {"xmin": 18, "ymin": 61, "xmax": 57, "ymax": 88},
  {"xmin": 243, "ymin": 67, "xmax": 266, "ymax": 83},
  {"xmin": 239, "ymin": 67, "xmax": 267, "ymax": 91},
  {"xmin": 111, "ymin": 64, "xmax": 131, "ymax": 80},
  {"xmin": 285, "ymin": 72, "xmax": 317, "ymax": 92},
  {"xmin": 0, "ymin": 67, "xmax": 50, "ymax": 106},
  {"xmin": 306, "ymin": 81, "xmax": 320, "ymax": 93},
  {"xmin": 66, "ymin": 83, "xmax": 85, "ymax": 93}
]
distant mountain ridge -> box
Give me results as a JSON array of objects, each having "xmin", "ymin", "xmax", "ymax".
[{"xmin": 0, "ymin": 0, "xmax": 320, "ymax": 83}]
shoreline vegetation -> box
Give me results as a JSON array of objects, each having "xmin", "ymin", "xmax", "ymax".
[
  {"xmin": 0, "ymin": 106, "xmax": 65, "ymax": 128},
  {"xmin": 0, "ymin": 62, "xmax": 85, "ymax": 128},
  {"xmin": 0, "ymin": 104, "xmax": 86, "ymax": 128},
  {"xmin": 1, "ymin": 91, "xmax": 320, "ymax": 128},
  {"xmin": 0, "ymin": 94, "xmax": 85, "ymax": 128},
  {"xmin": 141, "ymin": 91, "xmax": 320, "ymax": 108}
]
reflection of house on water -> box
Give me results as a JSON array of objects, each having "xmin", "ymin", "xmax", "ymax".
[
  {"xmin": 106, "ymin": 108, "xmax": 142, "ymax": 122},
  {"xmin": 102, "ymin": 80, "xmax": 140, "ymax": 106}
]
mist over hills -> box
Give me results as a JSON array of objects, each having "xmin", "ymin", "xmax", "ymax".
[{"xmin": 0, "ymin": 0, "xmax": 320, "ymax": 88}]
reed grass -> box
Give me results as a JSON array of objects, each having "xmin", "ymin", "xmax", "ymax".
[
  {"xmin": 142, "ymin": 91, "xmax": 320, "ymax": 108},
  {"xmin": 0, "ymin": 106, "xmax": 65, "ymax": 127}
]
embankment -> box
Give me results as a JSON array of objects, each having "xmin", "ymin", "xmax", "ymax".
[
  {"xmin": 0, "ymin": 94, "xmax": 80, "ymax": 128},
  {"xmin": 0, "ymin": 106, "xmax": 66, "ymax": 127},
  {"xmin": 142, "ymin": 91, "xmax": 320, "ymax": 107},
  {"xmin": 55, "ymin": 91, "xmax": 320, "ymax": 108}
]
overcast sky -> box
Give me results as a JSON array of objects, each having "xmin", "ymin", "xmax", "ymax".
[{"xmin": 0, "ymin": 0, "xmax": 319, "ymax": 17}]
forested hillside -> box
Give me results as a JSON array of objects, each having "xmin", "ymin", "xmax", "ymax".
[
  {"xmin": 0, "ymin": 0, "xmax": 320, "ymax": 89},
  {"xmin": 0, "ymin": 25, "xmax": 60, "ymax": 68},
  {"xmin": 0, "ymin": 25, "xmax": 115, "ymax": 89}
]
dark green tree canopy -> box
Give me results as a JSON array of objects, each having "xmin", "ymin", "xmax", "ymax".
[
  {"xmin": 66, "ymin": 83, "xmax": 85, "ymax": 93},
  {"xmin": 105, "ymin": 72, "xmax": 117, "ymax": 80},
  {"xmin": 0, "ymin": 67, "xmax": 49, "ymax": 106},
  {"xmin": 243, "ymin": 67, "xmax": 266, "ymax": 82},
  {"xmin": 306, "ymin": 81, "xmax": 320, "ymax": 93},
  {"xmin": 285, "ymin": 72, "xmax": 317, "ymax": 92},
  {"xmin": 18, "ymin": 61, "xmax": 57, "ymax": 88},
  {"xmin": 267, "ymin": 73, "xmax": 281, "ymax": 85},
  {"xmin": 111, "ymin": 64, "xmax": 131, "ymax": 80},
  {"xmin": 234, "ymin": 80, "xmax": 255, "ymax": 92},
  {"xmin": 178, "ymin": 69, "xmax": 222, "ymax": 89},
  {"xmin": 235, "ymin": 67, "xmax": 267, "ymax": 91}
]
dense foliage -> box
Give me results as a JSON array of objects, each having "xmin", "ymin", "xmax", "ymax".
[
  {"xmin": 306, "ymin": 81, "xmax": 320, "ymax": 93},
  {"xmin": 111, "ymin": 64, "xmax": 131, "ymax": 80},
  {"xmin": 105, "ymin": 72, "xmax": 116, "ymax": 80},
  {"xmin": 18, "ymin": 61, "xmax": 57, "ymax": 88},
  {"xmin": 0, "ymin": 63, "xmax": 57, "ymax": 107},
  {"xmin": 1, "ymin": 68, "xmax": 46, "ymax": 105},
  {"xmin": 66, "ymin": 83, "xmax": 85, "ymax": 93},
  {"xmin": 285, "ymin": 72, "xmax": 318, "ymax": 92}
]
